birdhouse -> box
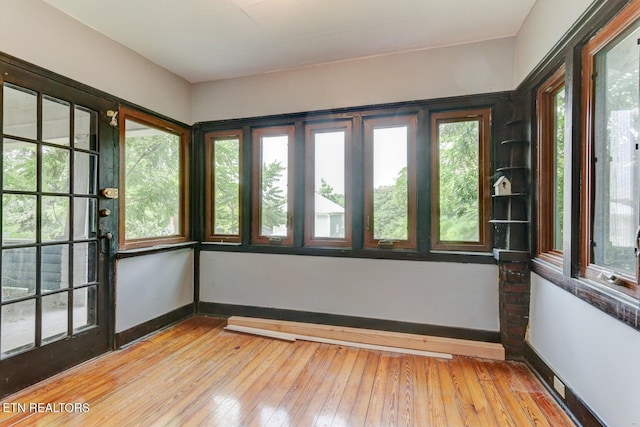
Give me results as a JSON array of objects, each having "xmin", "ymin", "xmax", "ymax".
[{"xmin": 494, "ymin": 176, "xmax": 511, "ymax": 196}]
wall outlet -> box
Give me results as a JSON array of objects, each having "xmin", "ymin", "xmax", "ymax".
[{"xmin": 553, "ymin": 375, "xmax": 566, "ymax": 399}]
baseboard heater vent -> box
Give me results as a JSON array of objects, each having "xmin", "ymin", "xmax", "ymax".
[{"xmin": 224, "ymin": 316, "xmax": 505, "ymax": 361}]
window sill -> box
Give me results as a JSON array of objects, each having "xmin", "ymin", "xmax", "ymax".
[
  {"xmin": 199, "ymin": 243, "xmax": 496, "ymax": 264},
  {"xmin": 116, "ymin": 241, "xmax": 198, "ymax": 259},
  {"xmin": 531, "ymin": 258, "xmax": 639, "ymax": 332}
]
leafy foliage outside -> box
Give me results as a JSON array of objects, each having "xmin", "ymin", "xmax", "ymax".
[
  {"xmin": 212, "ymin": 139, "xmax": 240, "ymax": 235},
  {"xmin": 260, "ymin": 161, "xmax": 287, "ymax": 235},
  {"xmin": 373, "ymin": 167, "xmax": 408, "ymax": 240},
  {"xmin": 124, "ymin": 132, "xmax": 180, "ymax": 239},
  {"xmin": 438, "ymin": 121, "xmax": 480, "ymax": 242}
]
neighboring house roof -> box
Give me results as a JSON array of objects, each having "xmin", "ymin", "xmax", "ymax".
[{"xmin": 315, "ymin": 193, "xmax": 344, "ymax": 215}]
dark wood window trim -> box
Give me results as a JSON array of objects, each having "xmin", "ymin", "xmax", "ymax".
[
  {"xmin": 581, "ymin": 0, "xmax": 640, "ymax": 298},
  {"xmin": 535, "ymin": 65, "xmax": 566, "ymax": 266},
  {"xmin": 205, "ymin": 130, "xmax": 242, "ymax": 244},
  {"xmin": 363, "ymin": 115, "xmax": 417, "ymax": 250},
  {"xmin": 430, "ymin": 108, "xmax": 491, "ymax": 252},
  {"xmin": 251, "ymin": 125, "xmax": 295, "ymax": 246},
  {"xmin": 118, "ymin": 107, "xmax": 190, "ymax": 250},
  {"xmin": 532, "ymin": 259, "xmax": 640, "ymax": 332},
  {"xmin": 304, "ymin": 121, "xmax": 352, "ymax": 248}
]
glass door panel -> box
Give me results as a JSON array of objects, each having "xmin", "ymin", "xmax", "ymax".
[{"xmin": 0, "ymin": 70, "xmax": 114, "ymax": 396}]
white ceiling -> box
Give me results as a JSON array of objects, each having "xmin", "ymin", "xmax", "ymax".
[{"xmin": 43, "ymin": 0, "xmax": 536, "ymax": 84}]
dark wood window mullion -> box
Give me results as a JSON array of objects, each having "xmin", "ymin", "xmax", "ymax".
[
  {"xmin": 241, "ymin": 125, "xmax": 252, "ymax": 246},
  {"xmin": 293, "ymin": 121, "xmax": 305, "ymax": 248},
  {"xmin": 351, "ymin": 115, "xmax": 364, "ymax": 251},
  {"xmin": 35, "ymin": 91, "xmax": 43, "ymax": 347}
]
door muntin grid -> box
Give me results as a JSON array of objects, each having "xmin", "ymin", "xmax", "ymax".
[{"xmin": 1, "ymin": 82, "xmax": 100, "ymax": 359}]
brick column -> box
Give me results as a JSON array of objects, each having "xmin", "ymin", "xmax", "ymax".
[{"xmin": 498, "ymin": 261, "xmax": 530, "ymax": 359}]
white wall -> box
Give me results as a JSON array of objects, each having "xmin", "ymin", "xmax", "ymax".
[
  {"xmin": 0, "ymin": 0, "xmax": 193, "ymax": 124},
  {"xmin": 528, "ymin": 274, "xmax": 640, "ymax": 426},
  {"xmin": 115, "ymin": 250, "xmax": 194, "ymax": 333},
  {"xmin": 193, "ymin": 38, "xmax": 515, "ymax": 121},
  {"xmin": 515, "ymin": 0, "xmax": 594, "ymax": 84},
  {"xmin": 200, "ymin": 252, "xmax": 499, "ymax": 332}
]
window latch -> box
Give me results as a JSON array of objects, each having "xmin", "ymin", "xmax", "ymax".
[
  {"xmin": 598, "ymin": 271, "xmax": 623, "ymax": 286},
  {"xmin": 378, "ymin": 239, "xmax": 395, "ymax": 249}
]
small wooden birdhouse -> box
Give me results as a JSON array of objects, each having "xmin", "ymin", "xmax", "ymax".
[{"xmin": 494, "ymin": 176, "xmax": 511, "ymax": 196}]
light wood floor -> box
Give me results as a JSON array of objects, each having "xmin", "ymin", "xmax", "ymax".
[{"xmin": 0, "ymin": 316, "xmax": 574, "ymax": 426}]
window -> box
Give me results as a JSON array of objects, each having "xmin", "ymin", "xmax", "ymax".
[
  {"xmin": 536, "ymin": 66, "xmax": 566, "ymax": 264},
  {"xmin": 363, "ymin": 115, "xmax": 417, "ymax": 249},
  {"xmin": 582, "ymin": 1, "xmax": 640, "ymax": 296},
  {"xmin": 205, "ymin": 130, "xmax": 242, "ymax": 243},
  {"xmin": 252, "ymin": 126, "xmax": 295, "ymax": 245},
  {"xmin": 431, "ymin": 109, "xmax": 491, "ymax": 252},
  {"xmin": 119, "ymin": 107, "xmax": 190, "ymax": 249},
  {"xmin": 305, "ymin": 122, "xmax": 352, "ymax": 247}
]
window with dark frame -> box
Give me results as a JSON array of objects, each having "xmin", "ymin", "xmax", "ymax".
[
  {"xmin": 118, "ymin": 107, "xmax": 190, "ymax": 250},
  {"xmin": 582, "ymin": 1, "xmax": 640, "ymax": 298},
  {"xmin": 205, "ymin": 130, "xmax": 242, "ymax": 244},
  {"xmin": 536, "ymin": 65, "xmax": 566, "ymax": 265},
  {"xmin": 363, "ymin": 115, "xmax": 417, "ymax": 250},
  {"xmin": 251, "ymin": 125, "xmax": 295, "ymax": 245},
  {"xmin": 304, "ymin": 121, "xmax": 352, "ymax": 247},
  {"xmin": 431, "ymin": 109, "xmax": 491, "ymax": 252}
]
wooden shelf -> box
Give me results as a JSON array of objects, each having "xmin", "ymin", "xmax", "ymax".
[
  {"xmin": 492, "ymin": 193, "xmax": 527, "ymax": 198},
  {"xmin": 496, "ymin": 166, "xmax": 527, "ymax": 172},
  {"xmin": 492, "ymin": 249, "xmax": 529, "ymax": 262}
]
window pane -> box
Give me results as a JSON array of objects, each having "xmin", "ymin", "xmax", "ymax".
[
  {"xmin": 2, "ymin": 247, "xmax": 36, "ymax": 301},
  {"xmin": 74, "ymin": 106, "xmax": 96, "ymax": 151},
  {"xmin": 73, "ymin": 286, "xmax": 97, "ymax": 332},
  {"xmin": 3, "ymin": 83, "xmax": 37, "ymax": 140},
  {"xmin": 73, "ymin": 242, "xmax": 97, "ymax": 286},
  {"xmin": 42, "ymin": 292, "xmax": 69, "ymax": 343},
  {"xmin": 259, "ymin": 135, "xmax": 288, "ymax": 237},
  {"xmin": 124, "ymin": 119, "xmax": 181, "ymax": 240},
  {"xmin": 42, "ymin": 96, "xmax": 70, "ymax": 146},
  {"xmin": 73, "ymin": 197, "xmax": 97, "ymax": 240},
  {"xmin": 438, "ymin": 120, "xmax": 480, "ymax": 242},
  {"xmin": 373, "ymin": 126, "xmax": 408, "ymax": 240},
  {"xmin": 314, "ymin": 131, "xmax": 346, "ymax": 239},
  {"xmin": 3, "ymin": 138, "xmax": 37, "ymax": 191},
  {"xmin": 2, "ymin": 194, "xmax": 36, "ymax": 245},
  {"xmin": 42, "ymin": 145, "xmax": 70, "ymax": 193},
  {"xmin": 213, "ymin": 137, "xmax": 240, "ymax": 235},
  {"xmin": 1, "ymin": 299, "xmax": 35, "ymax": 358},
  {"xmin": 593, "ymin": 25, "xmax": 640, "ymax": 276},
  {"xmin": 42, "ymin": 196, "xmax": 70, "ymax": 242},
  {"xmin": 41, "ymin": 244, "xmax": 69, "ymax": 293},
  {"xmin": 553, "ymin": 89, "xmax": 565, "ymax": 251},
  {"xmin": 74, "ymin": 152, "xmax": 97, "ymax": 195}
]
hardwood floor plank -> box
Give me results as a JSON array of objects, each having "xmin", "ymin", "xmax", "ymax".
[
  {"xmin": 437, "ymin": 358, "xmax": 468, "ymax": 426},
  {"xmin": 362, "ymin": 352, "xmax": 392, "ymax": 426},
  {"xmin": 346, "ymin": 351, "xmax": 381, "ymax": 426},
  {"xmin": 0, "ymin": 317, "xmax": 575, "ymax": 427},
  {"xmin": 426, "ymin": 357, "xmax": 449, "ymax": 426},
  {"xmin": 458, "ymin": 356, "xmax": 499, "ymax": 427},
  {"xmin": 398, "ymin": 355, "xmax": 415, "ymax": 427},
  {"xmin": 260, "ymin": 344, "xmax": 336, "ymax": 426},
  {"xmin": 234, "ymin": 341, "xmax": 322, "ymax": 427},
  {"xmin": 410, "ymin": 354, "xmax": 431, "ymax": 427},
  {"xmin": 328, "ymin": 347, "xmax": 371, "ymax": 426},
  {"xmin": 310, "ymin": 346, "xmax": 359, "ymax": 427}
]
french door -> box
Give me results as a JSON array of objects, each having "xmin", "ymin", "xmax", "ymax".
[{"xmin": 0, "ymin": 62, "xmax": 117, "ymax": 397}]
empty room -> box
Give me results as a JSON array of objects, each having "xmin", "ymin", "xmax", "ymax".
[{"xmin": 0, "ymin": 0, "xmax": 639, "ymax": 425}]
